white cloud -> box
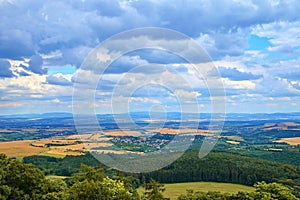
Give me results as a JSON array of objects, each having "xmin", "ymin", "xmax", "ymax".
[{"xmin": 1, "ymin": 0, "xmax": 300, "ymax": 113}]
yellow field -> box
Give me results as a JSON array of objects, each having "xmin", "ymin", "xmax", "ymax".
[
  {"xmin": 138, "ymin": 182, "xmax": 254, "ymax": 200},
  {"xmin": 0, "ymin": 134, "xmax": 113, "ymax": 157},
  {"xmin": 150, "ymin": 128, "xmax": 217, "ymax": 135},
  {"xmin": 264, "ymin": 122, "xmax": 300, "ymax": 131},
  {"xmin": 226, "ymin": 141, "xmax": 240, "ymax": 145},
  {"xmin": 31, "ymin": 139, "xmax": 78, "ymax": 147},
  {"xmin": 222, "ymin": 136, "xmax": 244, "ymax": 141},
  {"xmin": 104, "ymin": 130, "xmax": 142, "ymax": 136},
  {"xmin": 275, "ymin": 137, "xmax": 300, "ymax": 145},
  {"xmin": 0, "ymin": 129, "xmax": 244, "ymax": 158},
  {"xmin": 0, "ymin": 140, "xmax": 47, "ymax": 157}
]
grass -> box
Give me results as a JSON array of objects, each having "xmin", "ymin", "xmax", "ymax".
[
  {"xmin": 37, "ymin": 152, "xmax": 66, "ymax": 158},
  {"xmin": 138, "ymin": 182, "xmax": 254, "ymax": 200},
  {"xmin": 46, "ymin": 175, "xmax": 69, "ymax": 180}
]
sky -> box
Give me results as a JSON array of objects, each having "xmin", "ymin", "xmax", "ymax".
[{"xmin": 0, "ymin": 0, "xmax": 300, "ymax": 114}]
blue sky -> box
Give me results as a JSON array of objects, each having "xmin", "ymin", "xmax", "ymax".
[{"xmin": 0, "ymin": 0, "xmax": 300, "ymax": 114}]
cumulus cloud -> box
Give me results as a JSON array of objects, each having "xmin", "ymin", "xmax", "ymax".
[
  {"xmin": 218, "ymin": 67, "xmax": 263, "ymax": 81},
  {"xmin": 196, "ymin": 29, "xmax": 251, "ymax": 58},
  {"xmin": 46, "ymin": 73, "xmax": 72, "ymax": 86},
  {"xmin": 107, "ymin": 55, "xmax": 149, "ymax": 74},
  {"xmin": 0, "ymin": 29, "xmax": 35, "ymax": 59},
  {"xmin": 253, "ymin": 21, "xmax": 300, "ymax": 55},
  {"xmin": 279, "ymin": 72, "xmax": 300, "ymax": 81},
  {"xmin": 28, "ymin": 55, "xmax": 47, "ymax": 75},
  {"xmin": 1, "ymin": 0, "xmax": 300, "ymax": 113},
  {"xmin": 1, "ymin": 0, "xmax": 300, "ymax": 68}
]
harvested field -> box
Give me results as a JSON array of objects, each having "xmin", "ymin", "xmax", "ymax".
[
  {"xmin": 104, "ymin": 130, "xmax": 142, "ymax": 136},
  {"xmin": 275, "ymin": 137, "xmax": 300, "ymax": 145},
  {"xmin": 222, "ymin": 136, "xmax": 244, "ymax": 141},
  {"xmin": 149, "ymin": 128, "xmax": 217, "ymax": 135},
  {"xmin": 0, "ymin": 140, "xmax": 47, "ymax": 157}
]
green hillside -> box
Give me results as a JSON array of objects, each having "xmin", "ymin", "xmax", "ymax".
[{"xmin": 138, "ymin": 182, "xmax": 254, "ymax": 200}]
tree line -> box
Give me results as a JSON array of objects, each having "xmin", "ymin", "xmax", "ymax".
[
  {"xmin": 1, "ymin": 153, "xmax": 300, "ymax": 199},
  {"xmin": 23, "ymin": 150, "xmax": 300, "ymax": 196}
]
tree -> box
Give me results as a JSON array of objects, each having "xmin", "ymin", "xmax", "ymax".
[
  {"xmin": 141, "ymin": 179, "xmax": 169, "ymax": 200},
  {"xmin": 178, "ymin": 190, "xmax": 230, "ymax": 200},
  {"xmin": 178, "ymin": 182, "xmax": 299, "ymax": 200},
  {"xmin": 253, "ymin": 181, "xmax": 298, "ymax": 200},
  {"xmin": 67, "ymin": 164, "xmax": 134, "ymax": 200},
  {"xmin": 0, "ymin": 154, "xmax": 67, "ymax": 200}
]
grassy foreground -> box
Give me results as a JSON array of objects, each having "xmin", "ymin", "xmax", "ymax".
[{"xmin": 138, "ymin": 182, "xmax": 254, "ymax": 200}]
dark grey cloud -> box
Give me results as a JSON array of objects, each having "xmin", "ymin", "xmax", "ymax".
[
  {"xmin": 0, "ymin": 59, "xmax": 14, "ymax": 78},
  {"xmin": 131, "ymin": 0, "xmax": 300, "ymax": 36},
  {"xmin": 1, "ymin": 0, "xmax": 300, "ymax": 69},
  {"xmin": 131, "ymin": 49, "xmax": 187, "ymax": 64},
  {"xmin": 218, "ymin": 67, "xmax": 263, "ymax": 81},
  {"xmin": 106, "ymin": 55, "xmax": 148, "ymax": 74},
  {"xmin": 198, "ymin": 30, "xmax": 251, "ymax": 59},
  {"xmin": 0, "ymin": 29, "xmax": 35, "ymax": 59},
  {"xmin": 46, "ymin": 74, "xmax": 72, "ymax": 86},
  {"xmin": 28, "ymin": 55, "xmax": 47, "ymax": 75},
  {"xmin": 97, "ymin": 79, "xmax": 116, "ymax": 91},
  {"xmin": 18, "ymin": 71, "xmax": 31, "ymax": 77}
]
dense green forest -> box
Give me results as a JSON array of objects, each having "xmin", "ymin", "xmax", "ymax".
[
  {"xmin": 177, "ymin": 182, "xmax": 299, "ymax": 200},
  {"xmin": 24, "ymin": 151, "xmax": 300, "ymax": 185},
  {"xmin": 140, "ymin": 151, "xmax": 300, "ymax": 185},
  {"xmin": 1, "ymin": 153, "xmax": 300, "ymax": 199},
  {"xmin": 23, "ymin": 150, "xmax": 300, "ymax": 198}
]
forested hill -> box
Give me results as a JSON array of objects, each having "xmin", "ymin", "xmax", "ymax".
[
  {"xmin": 24, "ymin": 150, "xmax": 300, "ymax": 188},
  {"xmin": 1, "ymin": 153, "xmax": 299, "ymax": 199},
  {"xmin": 140, "ymin": 151, "xmax": 300, "ymax": 186}
]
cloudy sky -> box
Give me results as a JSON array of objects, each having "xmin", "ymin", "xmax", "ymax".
[{"xmin": 0, "ymin": 0, "xmax": 300, "ymax": 114}]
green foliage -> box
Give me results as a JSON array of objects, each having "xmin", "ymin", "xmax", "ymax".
[
  {"xmin": 71, "ymin": 164, "xmax": 104, "ymax": 183},
  {"xmin": 253, "ymin": 181, "xmax": 298, "ymax": 200},
  {"xmin": 178, "ymin": 190, "xmax": 230, "ymax": 200},
  {"xmin": 140, "ymin": 151, "xmax": 300, "ymax": 186},
  {"xmin": 0, "ymin": 154, "xmax": 67, "ymax": 200},
  {"xmin": 141, "ymin": 179, "xmax": 169, "ymax": 200},
  {"xmin": 23, "ymin": 152, "xmax": 105, "ymax": 176},
  {"xmin": 1, "ymin": 154, "xmax": 140, "ymax": 199},
  {"xmin": 178, "ymin": 182, "xmax": 299, "ymax": 200},
  {"xmin": 67, "ymin": 164, "xmax": 134, "ymax": 200}
]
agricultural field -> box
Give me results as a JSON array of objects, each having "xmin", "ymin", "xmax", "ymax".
[
  {"xmin": 0, "ymin": 140, "xmax": 47, "ymax": 157},
  {"xmin": 0, "ymin": 133, "xmax": 114, "ymax": 158},
  {"xmin": 138, "ymin": 182, "xmax": 254, "ymax": 200},
  {"xmin": 275, "ymin": 137, "xmax": 300, "ymax": 145}
]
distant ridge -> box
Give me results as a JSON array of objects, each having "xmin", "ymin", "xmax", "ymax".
[
  {"xmin": 0, "ymin": 112, "xmax": 300, "ymax": 121},
  {"xmin": 0, "ymin": 112, "xmax": 73, "ymax": 119}
]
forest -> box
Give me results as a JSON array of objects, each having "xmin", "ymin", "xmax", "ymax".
[
  {"xmin": 1, "ymin": 153, "xmax": 299, "ymax": 200},
  {"xmin": 22, "ymin": 150, "xmax": 300, "ymax": 198}
]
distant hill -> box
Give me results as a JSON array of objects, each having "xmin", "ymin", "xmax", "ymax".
[
  {"xmin": 0, "ymin": 112, "xmax": 73, "ymax": 119},
  {"xmin": 1, "ymin": 112, "xmax": 300, "ymax": 121}
]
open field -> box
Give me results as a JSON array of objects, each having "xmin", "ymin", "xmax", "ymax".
[
  {"xmin": 222, "ymin": 135, "xmax": 244, "ymax": 141},
  {"xmin": 138, "ymin": 182, "xmax": 254, "ymax": 199},
  {"xmin": 0, "ymin": 132, "xmax": 141, "ymax": 157},
  {"xmin": 149, "ymin": 128, "xmax": 217, "ymax": 135},
  {"xmin": 104, "ymin": 130, "xmax": 142, "ymax": 136},
  {"xmin": 263, "ymin": 122, "xmax": 300, "ymax": 131},
  {"xmin": 0, "ymin": 129, "xmax": 245, "ymax": 157},
  {"xmin": 275, "ymin": 137, "xmax": 300, "ymax": 145},
  {"xmin": 0, "ymin": 140, "xmax": 47, "ymax": 157}
]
